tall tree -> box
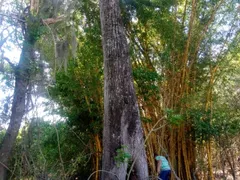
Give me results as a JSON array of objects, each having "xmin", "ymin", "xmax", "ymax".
[
  {"xmin": 0, "ymin": 6, "xmax": 39, "ymax": 179},
  {"xmin": 99, "ymin": 0, "xmax": 149, "ymax": 179},
  {"xmin": 0, "ymin": 0, "xmax": 72, "ymax": 178}
]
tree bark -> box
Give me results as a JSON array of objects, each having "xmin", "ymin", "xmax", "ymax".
[
  {"xmin": 99, "ymin": 0, "xmax": 149, "ymax": 179},
  {"xmin": 0, "ymin": 37, "xmax": 35, "ymax": 180}
]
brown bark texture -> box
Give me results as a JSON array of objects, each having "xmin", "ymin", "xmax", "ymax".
[{"xmin": 99, "ymin": 0, "xmax": 149, "ymax": 179}]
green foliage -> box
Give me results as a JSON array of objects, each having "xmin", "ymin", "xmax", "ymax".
[
  {"xmin": 190, "ymin": 109, "xmax": 240, "ymax": 144},
  {"xmin": 114, "ymin": 145, "xmax": 131, "ymax": 167},
  {"xmin": 1, "ymin": 0, "xmax": 240, "ymax": 178},
  {"xmin": 141, "ymin": 117, "xmax": 152, "ymax": 123},
  {"xmin": 9, "ymin": 120, "xmax": 92, "ymax": 179},
  {"xmin": 26, "ymin": 16, "xmax": 47, "ymax": 43},
  {"xmin": 165, "ymin": 108, "xmax": 184, "ymax": 126},
  {"xmin": 48, "ymin": 2, "xmax": 103, "ymax": 135},
  {"xmin": 133, "ymin": 67, "xmax": 161, "ymax": 100},
  {"xmin": 49, "ymin": 60, "xmax": 103, "ymax": 134},
  {"xmin": 190, "ymin": 110, "xmax": 216, "ymax": 143}
]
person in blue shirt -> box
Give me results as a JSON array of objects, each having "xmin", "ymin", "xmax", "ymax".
[{"xmin": 155, "ymin": 155, "xmax": 171, "ymax": 180}]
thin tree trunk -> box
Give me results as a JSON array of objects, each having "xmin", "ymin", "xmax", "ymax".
[
  {"xmin": 99, "ymin": 0, "xmax": 149, "ymax": 179},
  {"xmin": 0, "ymin": 38, "xmax": 35, "ymax": 180}
]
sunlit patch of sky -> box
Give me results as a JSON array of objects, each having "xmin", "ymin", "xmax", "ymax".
[{"xmin": 27, "ymin": 96, "xmax": 65, "ymax": 123}]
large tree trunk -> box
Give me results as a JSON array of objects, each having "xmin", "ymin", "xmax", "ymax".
[
  {"xmin": 0, "ymin": 38, "xmax": 35, "ymax": 180},
  {"xmin": 99, "ymin": 0, "xmax": 149, "ymax": 179}
]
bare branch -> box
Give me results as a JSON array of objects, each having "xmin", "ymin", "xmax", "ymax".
[
  {"xmin": 41, "ymin": 15, "xmax": 65, "ymax": 25},
  {"xmin": 0, "ymin": 31, "xmax": 14, "ymax": 50},
  {"xmin": 0, "ymin": 13, "xmax": 25, "ymax": 23},
  {"xmin": 0, "ymin": 161, "xmax": 15, "ymax": 177},
  {"xmin": 87, "ymin": 170, "xmax": 120, "ymax": 180},
  {"xmin": 2, "ymin": 57, "xmax": 16, "ymax": 70}
]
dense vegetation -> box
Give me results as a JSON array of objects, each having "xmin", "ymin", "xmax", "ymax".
[{"xmin": 0, "ymin": 0, "xmax": 240, "ymax": 179}]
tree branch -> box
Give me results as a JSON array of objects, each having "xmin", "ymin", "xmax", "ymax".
[
  {"xmin": 0, "ymin": 31, "xmax": 14, "ymax": 50},
  {"xmin": 0, "ymin": 13, "xmax": 25, "ymax": 23},
  {"xmin": 41, "ymin": 15, "xmax": 65, "ymax": 25},
  {"xmin": 2, "ymin": 57, "xmax": 16, "ymax": 70},
  {"xmin": 30, "ymin": 0, "xmax": 39, "ymax": 14}
]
